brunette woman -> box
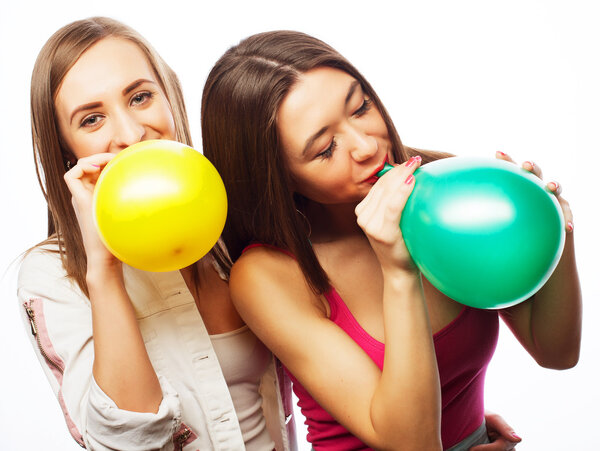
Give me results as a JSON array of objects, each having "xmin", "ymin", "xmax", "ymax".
[{"xmin": 201, "ymin": 31, "xmax": 581, "ymax": 450}]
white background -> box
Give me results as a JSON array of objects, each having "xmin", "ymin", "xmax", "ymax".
[{"xmin": 1, "ymin": 1, "xmax": 598, "ymax": 449}]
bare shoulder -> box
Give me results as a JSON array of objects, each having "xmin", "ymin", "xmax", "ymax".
[
  {"xmin": 229, "ymin": 246, "xmax": 326, "ymax": 349},
  {"xmin": 230, "ymin": 246, "xmax": 319, "ymax": 310}
]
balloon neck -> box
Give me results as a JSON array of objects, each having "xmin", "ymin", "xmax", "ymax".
[{"xmin": 376, "ymin": 162, "xmax": 394, "ymax": 178}]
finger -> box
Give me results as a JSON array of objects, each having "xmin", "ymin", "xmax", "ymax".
[
  {"xmin": 356, "ymin": 159, "xmax": 420, "ymax": 235},
  {"xmin": 557, "ymin": 197, "xmax": 574, "ymax": 233},
  {"xmin": 547, "ymin": 181, "xmax": 562, "ymax": 197},
  {"xmin": 484, "ymin": 412, "xmax": 521, "ymax": 443},
  {"xmin": 495, "ymin": 151, "xmax": 515, "ymax": 163},
  {"xmin": 76, "ymin": 152, "xmax": 116, "ymax": 167},
  {"xmin": 63, "ymin": 161, "xmax": 104, "ymax": 194},
  {"xmin": 356, "ymin": 162, "xmax": 402, "ymax": 216},
  {"xmin": 470, "ymin": 438, "xmax": 517, "ymax": 451},
  {"xmin": 522, "ymin": 160, "xmax": 543, "ymax": 179},
  {"xmin": 357, "ymin": 159, "xmax": 415, "ymax": 218},
  {"xmin": 355, "ymin": 177, "xmax": 380, "ymax": 216}
]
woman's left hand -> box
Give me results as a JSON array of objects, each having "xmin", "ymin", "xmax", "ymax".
[
  {"xmin": 495, "ymin": 151, "xmax": 574, "ymax": 233},
  {"xmin": 469, "ymin": 411, "xmax": 521, "ymax": 450}
]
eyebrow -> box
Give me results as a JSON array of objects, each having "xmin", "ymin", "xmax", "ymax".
[
  {"xmin": 69, "ymin": 79, "xmax": 156, "ymax": 125},
  {"xmin": 122, "ymin": 78, "xmax": 155, "ymax": 96},
  {"xmin": 69, "ymin": 102, "xmax": 103, "ymax": 125},
  {"xmin": 301, "ymin": 80, "xmax": 361, "ymax": 156}
]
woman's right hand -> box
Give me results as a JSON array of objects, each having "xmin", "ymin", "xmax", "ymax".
[
  {"xmin": 63, "ymin": 153, "xmax": 117, "ymax": 268},
  {"xmin": 355, "ymin": 155, "xmax": 422, "ymax": 273}
]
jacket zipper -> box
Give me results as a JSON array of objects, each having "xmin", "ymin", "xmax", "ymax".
[
  {"xmin": 174, "ymin": 426, "xmax": 191, "ymax": 451},
  {"xmin": 25, "ymin": 300, "xmax": 194, "ymax": 450},
  {"xmin": 24, "ymin": 301, "xmax": 64, "ymax": 375}
]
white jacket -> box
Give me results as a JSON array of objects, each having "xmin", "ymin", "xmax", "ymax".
[{"xmin": 17, "ymin": 245, "xmax": 297, "ymax": 451}]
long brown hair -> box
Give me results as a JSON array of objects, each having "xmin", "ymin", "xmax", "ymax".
[
  {"xmin": 202, "ymin": 30, "xmax": 449, "ymax": 293},
  {"xmin": 30, "ymin": 17, "xmax": 199, "ymax": 295}
]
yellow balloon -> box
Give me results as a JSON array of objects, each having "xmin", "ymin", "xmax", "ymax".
[{"xmin": 93, "ymin": 140, "xmax": 227, "ymax": 272}]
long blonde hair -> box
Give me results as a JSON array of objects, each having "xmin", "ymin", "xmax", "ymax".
[{"xmin": 30, "ymin": 17, "xmax": 193, "ymax": 295}]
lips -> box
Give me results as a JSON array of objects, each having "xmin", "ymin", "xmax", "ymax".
[{"xmin": 363, "ymin": 156, "xmax": 389, "ymax": 183}]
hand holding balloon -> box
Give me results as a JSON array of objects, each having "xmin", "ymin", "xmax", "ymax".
[
  {"xmin": 93, "ymin": 140, "xmax": 227, "ymax": 272},
  {"xmin": 377, "ymin": 156, "xmax": 565, "ymax": 309},
  {"xmin": 496, "ymin": 150, "xmax": 574, "ymax": 233}
]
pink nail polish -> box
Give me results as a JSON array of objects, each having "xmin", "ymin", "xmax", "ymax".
[
  {"xmin": 405, "ymin": 156, "xmax": 417, "ymax": 168},
  {"xmin": 92, "ymin": 164, "xmax": 101, "ymax": 168},
  {"xmin": 567, "ymin": 221, "xmax": 574, "ymax": 232},
  {"xmin": 406, "ymin": 155, "xmax": 422, "ymax": 168},
  {"xmin": 405, "ymin": 174, "xmax": 414, "ymax": 185},
  {"xmin": 511, "ymin": 433, "xmax": 522, "ymax": 441},
  {"xmin": 497, "ymin": 151, "xmax": 507, "ymax": 156},
  {"xmin": 548, "ymin": 182, "xmax": 557, "ymax": 191}
]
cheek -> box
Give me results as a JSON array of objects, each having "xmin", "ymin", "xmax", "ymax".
[
  {"xmin": 155, "ymin": 98, "xmax": 177, "ymax": 138},
  {"xmin": 293, "ymin": 168, "xmax": 352, "ymax": 203},
  {"xmin": 66, "ymin": 133, "xmax": 109, "ymax": 159}
]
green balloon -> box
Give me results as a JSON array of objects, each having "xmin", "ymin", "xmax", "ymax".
[{"xmin": 393, "ymin": 157, "xmax": 565, "ymax": 309}]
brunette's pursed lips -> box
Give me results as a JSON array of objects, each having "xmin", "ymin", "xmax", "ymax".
[{"xmin": 363, "ymin": 155, "xmax": 389, "ymax": 183}]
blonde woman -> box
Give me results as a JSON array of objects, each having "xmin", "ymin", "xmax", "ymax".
[{"xmin": 18, "ymin": 17, "xmax": 295, "ymax": 451}]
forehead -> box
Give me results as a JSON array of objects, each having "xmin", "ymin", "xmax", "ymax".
[
  {"xmin": 56, "ymin": 37, "xmax": 157, "ymax": 106},
  {"xmin": 277, "ymin": 67, "xmax": 357, "ymax": 150}
]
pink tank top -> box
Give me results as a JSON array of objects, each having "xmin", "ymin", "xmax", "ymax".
[
  {"xmin": 288, "ymin": 287, "xmax": 499, "ymax": 450},
  {"xmin": 242, "ymin": 244, "xmax": 499, "ymax": 450}
]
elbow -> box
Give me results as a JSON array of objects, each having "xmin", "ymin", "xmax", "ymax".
[
  {"xmin": 376, "ymin": 440, "xmax": 441, "ymax": 451},
  {"xmin": 373, "ymin": 427, "xmax": 442, "ymax": 451},
  {"xmin": 535, "ymin": 347, "xmax": 580, "ymax": 370}
]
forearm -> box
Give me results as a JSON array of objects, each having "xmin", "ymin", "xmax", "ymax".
[
  {"xmin": 529, "ymin": 233, "xmax": 582, "ymax": 367},
  {"xmin": 87, "ymin": 263, "xmax": 162, "ymax": 412},
  {"xmin": 371, "ymin": 269, "xmax": 442, "ymax": 450}
]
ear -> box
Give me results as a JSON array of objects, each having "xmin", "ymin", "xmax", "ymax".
[{"xmin": 61, "ymin": 147, "xmax": 76, "ymax": 171}]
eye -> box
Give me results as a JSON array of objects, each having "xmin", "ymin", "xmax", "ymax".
[
  {"xmin": 353, "ymin": 98, "xmax": 373, "ymax": 117},
  {"xmin": 316, "ymin": 138, "xmax": 337, "ymax": 160},
  {"xmin": 80, "ymin": 114, "xmax": 104, "ymax": 128},
  {"xmin": 130, "ymin": 91, "xmax": 154, "ymax": 106}
]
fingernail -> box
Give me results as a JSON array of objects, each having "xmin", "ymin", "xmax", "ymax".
[
  {"xmin": 405, "ymin": 156, "xmax": 417, "ymax": 168},
  {"xmin": 511, "ymin": 433, "xmax": 522, "ymax": 441},
  {"xmin": 524, "ymin": 161, "xmax": 534, "ymax": 169},
  {"xmin": 548, "ymin": 182, "xmax": 557, "ymax": 191},
  {"xmin": 405, "ymin": 174, "xmax": 414, "ymax": 185},
  {"xmin": 92, "ymin": 164, "xmax": 101, "ymax": 168},
  {"xmin": 496, "ymin": 151, "xmax": 507, "ymax": 156},
  {"xmin": 567, "ymin": 221, "xmax": 574, "ymax": 232}
]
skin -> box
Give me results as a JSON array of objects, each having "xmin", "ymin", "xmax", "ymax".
[
  {"xmin": 57, "ymin": 37, "xmax": 243, "ymax": 413},
  {"xmin": 229, "ymin": 67, "xmax": 580, "ymax": 449}
]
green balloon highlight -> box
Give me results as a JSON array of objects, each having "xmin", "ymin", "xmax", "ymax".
[{"xmin": 381, "ymin": 157, "xmax": 565, "ymax": 309}]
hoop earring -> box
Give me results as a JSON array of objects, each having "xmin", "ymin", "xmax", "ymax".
[
  {"xmin": 295, "ymin": 209, "xmax": 312, "ymax": 238},
  {"xmin": 65, "ymin": 160, "xmax": 72, "ymax": 170}
]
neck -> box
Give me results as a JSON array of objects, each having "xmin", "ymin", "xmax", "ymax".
[{"xmin": 305, "ymin": 201, "xmax": 363, "ymax": 243}]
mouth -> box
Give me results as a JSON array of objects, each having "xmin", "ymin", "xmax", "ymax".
[{"xmin": 363, "ymin": 156, "xmax": 389, "ymax": 184}]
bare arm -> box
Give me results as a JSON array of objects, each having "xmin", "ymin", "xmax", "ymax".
[
  {"xmin": 231, "ymin": 159, "xmax": 441, "ymax": 450},
  {"xmin": 496, "ymin": 153, "xmax": 582, "ymax": 369}
]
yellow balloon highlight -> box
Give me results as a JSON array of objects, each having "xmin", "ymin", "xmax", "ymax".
[{"xmin": 93, "ymin": 140, "xmax": 227, "ymax": 272}]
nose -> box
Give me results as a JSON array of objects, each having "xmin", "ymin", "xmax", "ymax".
[
  {"xmin": 348, "ymin": 125, "xmax": 378, "ymax": 162},
  {"xmin": 110, "ymin": 111, "xmax": 145, "ymax": 152}
]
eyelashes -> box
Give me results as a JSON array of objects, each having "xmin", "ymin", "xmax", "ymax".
[
  {"xmin": 129, "ymin": 91, "xmax": 154, "ymax": 107},
  {"xmin": 315, "ymin": 98, "xmax": 373, "ymax": 160},
  {"xmin": 317, "ymin": 138, "xmax": 337, "ymax": 159},
  {"xmin": 353, "ymin": 98, "xmax": 372, "ymax": 117},
  {"xmin": 78, "ymin": 91, "xmax": 155, "ymax": 129}
]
